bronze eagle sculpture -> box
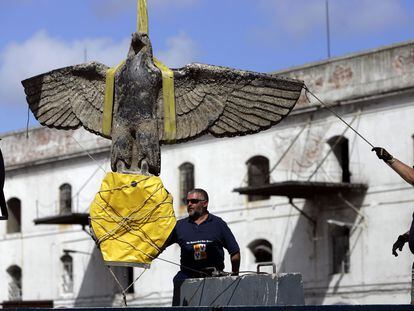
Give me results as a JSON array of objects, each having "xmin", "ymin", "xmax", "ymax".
[{"xmin": 22, "ymin": 32, "xmax": 304, "ymax": 175}]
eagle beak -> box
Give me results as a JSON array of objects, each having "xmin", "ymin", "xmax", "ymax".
[{"xmin": 128, "ymin": 32, "xmax": 147, "ymax": 57}]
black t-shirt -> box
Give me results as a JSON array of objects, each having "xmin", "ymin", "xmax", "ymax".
[{"xmin": 168, "ymin": 213, "xmax": 239, "ymax": 276}]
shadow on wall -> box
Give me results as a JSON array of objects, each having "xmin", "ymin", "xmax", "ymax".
[
  {"xmin": 73, "ymin": 247, "xmax": 122, "ymax": 307},
  {"xmin": 278, "ymin": 191, "xmax": 367, "ymax": 305}
]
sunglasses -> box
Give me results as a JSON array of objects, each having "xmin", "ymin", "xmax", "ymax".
[{"xmin": 186, "ymin": 199, "xmax": 206, "ymax": 204}]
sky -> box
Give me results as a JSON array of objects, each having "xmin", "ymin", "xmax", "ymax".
[{"xmin": 0, "ymin": 0, "xmax": 414, "ymax": 134}]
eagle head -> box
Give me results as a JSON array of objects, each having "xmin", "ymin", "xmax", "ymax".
[{"xmin": 128, "ymin": 32, "xmax": 153, "ymax": 59}]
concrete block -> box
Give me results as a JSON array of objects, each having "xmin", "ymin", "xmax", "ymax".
[{"xmin": 177, "ymin": 273, "xmax": 305, "ymax": 306}]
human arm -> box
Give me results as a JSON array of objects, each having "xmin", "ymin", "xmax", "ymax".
[
  {"xmin": 392, "ymin": 231, "xmax": 409, "ymax": 257},
  {"xmin": 372, "ymin": 147, "xmax": 414, "ymax": 185},
  {"xmin": 160, "ymin": 226, "xmax": 177, "ymax": 252},
  {"xmin": 230, "ymin": 251, "xmax": 241, "ymax": 276},
  {"xmin": 219, "ymin": 218, "xmax": 241, "ymax": 275}
]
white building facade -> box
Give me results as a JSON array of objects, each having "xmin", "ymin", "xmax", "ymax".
[{"xmin": 1, "ymin": 41, "xmax": 414, "ymax": 307}]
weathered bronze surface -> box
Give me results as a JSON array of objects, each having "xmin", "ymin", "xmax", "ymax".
[{"xmin": 22, "ymin": 32, "xmax": 304, "ymax": 175}]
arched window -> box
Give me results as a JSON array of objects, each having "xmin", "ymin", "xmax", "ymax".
[
  {"xmin": 59, "ymin": 184, "xmax": 72, "ymax": 215},
  {"xmin": 61, "ymin": 254, "xmax": 73, "ymax": 294},
  {"xmin": 327, "ymin": 136, "xmax": 350, "ymax": 183},
  {"xmin": 7, "ymin": 265, "xmax": 22, "ymax": 301},
  {"xmin": 248, "ymin": 239, "xmax": 273, "ymax": 263},
  {"xmin": 7, "ymin": 198, "xmax": 21, "ymax": 234},
  {"xmin": 246, "ymin": 156, "xmax": 270, "ymax": 202},
  {"xmin": 179, "ymin": 162, "xmax": 194, "ymax": 206}
]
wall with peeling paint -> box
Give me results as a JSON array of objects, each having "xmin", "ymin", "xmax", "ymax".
[{"xmin": 1, "ymin": 40, "xmax": 414, "ymax": 306}]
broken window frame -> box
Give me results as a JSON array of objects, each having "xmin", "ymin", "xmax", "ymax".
[
  {"xmin": 7, "ymin": 265, "xmax": 22, "ymax": 301},
  {"xmin": 60, "ymin": 254, "xmax": 74, "ymax": 295},
  {"xmin": 59, "ymin": 183, "xmax": 72, "ymax": 215},
  {"xmin": 6, "ymin": 198, "xmax": 21, "ymax": 234}
]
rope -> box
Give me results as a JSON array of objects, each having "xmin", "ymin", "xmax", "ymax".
[
  {"xmin": 125, "ymin": 268, "xmax": 147, "ymax": 293},
  {"xmin": 304, "ymin": 85, "xmax": 375, "ymax": 148},
  {"xmin": 70, "ymin": 135, "xmax": 107, "ymax": 174},
  {"xmin": 90, "ymin": 177, "xmax": 212, "ymax": 284},
  {"xmin": 108, "ymin": 266, "xmax": 128, "ymax": 306},
  {"xmin": 107, "ymin": 266, "xmax": 147, "ymax": 306},
  {"xmin": 92, "ymin": 176, "xmax": 279, "ymax": 305},
  {"xmin": 266, "ymin": 122, "xmax": 310, "ymax": 181},
  {"xmin": 90, "ymin": 178, "xmax": 212, "ymax": 279},
  {"xmin": 307, "ymin": 114, "xmax": 358, "ymax": 181}
]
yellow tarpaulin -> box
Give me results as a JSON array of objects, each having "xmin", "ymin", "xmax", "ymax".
[{"xmin": 90, "ymin": 172, "xmax": 176, "ymax": 267}]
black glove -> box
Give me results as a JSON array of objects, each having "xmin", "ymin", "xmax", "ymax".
[
  {"xmin": 392, "ymin": 233, "xmax": 409, "ymax": 257},
  {"xmin": 372, "ymin": 147, "xmax": 393, "ymax": 162}
]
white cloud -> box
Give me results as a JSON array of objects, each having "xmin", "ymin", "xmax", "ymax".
[
  {"xmin": 332, "ymin": 0, "xmax": 409, "ymax": 35},
  {"xmin": 0, "ymin": 30, "xmax": 198, "ymax": 107},
  {"xmin": 0, "ymin": 30, "xmax": 129, "ymax": 107},
  {"xmin": 256, "ymin": 0, "xmax": 410, "ymax": 39},
  {"xmin": 156, "ymin": 32, "xmax": 200, "ymax": 68}
]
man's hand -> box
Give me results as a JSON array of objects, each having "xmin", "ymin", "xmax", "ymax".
[
  {"xmin": 392, "ymin": 233, "xmax": 409, "ymax": 257},
  {"xmin": 372, "ymin": 147, "xmax": 394, "ymax": 163},
  {"xmin": 230, "ymin": 252, "xmax": 240, "ymax": 276}
]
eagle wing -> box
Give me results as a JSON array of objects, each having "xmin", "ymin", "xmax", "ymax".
[
  {"xmin": 21, "ymin": 62, "xmax": 110, "ymax": 138},
  {"xmin": 157, "ymin": 63, "xmax": 304, "ymax": 143}
]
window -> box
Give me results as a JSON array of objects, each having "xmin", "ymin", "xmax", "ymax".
[
  {"xmin": 327, "ymin": 136, "xmax": 350, "ymax": 183},
  {"xmin": 331, "ymin": 226, "xmax": 350, "ymax": 274},
  {"xmin": 59, "ymin": 184, "xmax": 72, "ymax": 215},
  {"xmin": 179, "ymin": 162, "xmax": 194, "ymax": 207},
  {"xmin": 61, "ymin": 254, "xmax": 73, "ymax": 294},
  {"xmin": 248, "ymin": 239, "xmax": 273, "ymax": 263},
  {"xmin": 246, "ymin": 156, "xmax": 270, "ymax": 202},
  {"xmin": 6, "ymin": 198, "xmax": 21, "ymax": 234},
  {"xmin": 7, "ymin": 265, "xmax": 22, "ymax": 301}
]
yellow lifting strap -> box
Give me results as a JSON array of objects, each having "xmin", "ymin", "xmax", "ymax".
[
  {"xmin": 137, "ymin": 0, "xmax": 148, "ymax": 35},
  {"xmin": 101, "ymin": 0, "xmax": 177, "ymax": 141},
  {"xmin": 102, "ymin": 60, "xmax": 125, "ymax": 137},
  {"xmin": 138, "ymin": 0, "xmax": 177, "ymax": 142},
  {"xmin": 153, "ymin": 58, "xmax": 177, "ymax": 142}
]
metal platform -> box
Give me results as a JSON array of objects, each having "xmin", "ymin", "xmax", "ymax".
[
  {"xmin": 2, "ymin": 305, "xmax": 414, "ymax": 310},
  {"xmin": 233, "ymin": 181, "xmax": 368, "ymax": 199},
  {"xmin": 33, "ymin": 213, "xmax": 89, "ymax": 226},
  {"xmin": 178, "ymin": 273, "xmax": 304, "ymax": 306}
]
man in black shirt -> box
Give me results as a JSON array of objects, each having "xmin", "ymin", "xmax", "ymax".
[{"xmin": 166, "ymin": 188, "xmax": 240, "ymax": 305}]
